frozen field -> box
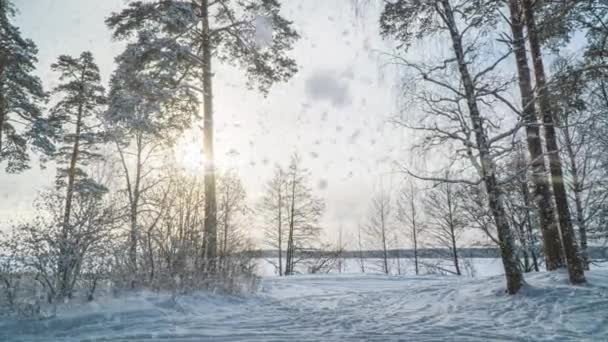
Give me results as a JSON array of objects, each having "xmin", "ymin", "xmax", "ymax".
[{"xmin": 1, "ymin": 268, "xmax": 608, "ymax": 341}]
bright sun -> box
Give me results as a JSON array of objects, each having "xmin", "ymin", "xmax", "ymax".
[{"xmin": 174, "ymin": 131, "xmax": 205, "ymax": 173}]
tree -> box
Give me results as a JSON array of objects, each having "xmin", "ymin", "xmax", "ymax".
[
  {"xmin": 217, "ymin": 170, "xmax": 250, "ymax": 270},
  {"xmin": 501, "ymin": 144, "xmax": 540, "ymax": 272},
  {"xmin": 106, "ymin": 54, "xmax": 197, "ymax": 275},
  {"xmin": 49, "ymin": 51, "xmax": 107, "ymax": 299},
  {"xmin": 506, "ymin": 0, "xmax": 563, "ymax": 270},
  {"xmin": 357, "ymin": 223, "xmax": 366, "ymax": 273},
  {"xmin": 363, "ymin": 186, "xmax": 392, "ymax": 275},
  {"xmin": 522, "ymin": 0, "xmax": 585, "ymax": 284},
  {"xmin": 396, "ymin": 181, "xmax": 422, "ymax": 275},
  {"xmin": 423, "ymin": 175, "xmax": 465, "ymax": 276},
  {"xmin": 381, "ymin": 0, "xmax": 523, "ymax": 293},
  {"xmin": 283, "ymin": 154, "xmax": 324, "ymax": 275},
  {"xmin": 0, "ymin": 0, "xmax": 53, "ymax": 172},
  {"xmin": 106, "ymin": 0, "xmax": 299, "ymax": 264},
  {"xmin": 260, "ymin": 165, "xmax": 287, "ymax": 276},
  {"xmin": 552, "ymin": 58, "xmax": 608, "ymax": 270}
]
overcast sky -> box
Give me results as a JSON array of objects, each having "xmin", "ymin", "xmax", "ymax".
[{"xmin": 1, "ymin": 0, "xmax": 420, "ymax": 245}]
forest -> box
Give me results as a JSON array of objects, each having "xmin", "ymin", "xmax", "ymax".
[{"xmin": 1, "ymin": 0, "xmax": 608, "ymax": 339}]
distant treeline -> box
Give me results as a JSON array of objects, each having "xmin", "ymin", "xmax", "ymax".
[{"xmin": 254, "ymin": 247, "xmax": 608, "ymax": 260}]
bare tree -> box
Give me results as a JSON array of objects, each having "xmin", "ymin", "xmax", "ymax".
[
  {"xmin": 396, "ymin": 181, "xmax": 423, "ymax": 275},
  {"xmin": 423, "ymin": 174, "xmax": 465, "ymax": 276},
  {"xmin": 364, "ymin": 186, "xmax": 392, "ymax": 275},
  {"xmin": 260, "ymin": 165, "xmax": 287, "ymax": 276},
  {"xmin": 357, "ymin": 223, "xmax": 366, "ymax": 273},
  {"xmin": 217, "ymin": 170, "xmax": 251, "ymax": 271},
  {"xmin": 381, "ymin": 0, "xmax": 523, "ymax": 293},
  {"xmin": 284, "ymin": 153, "xmax": 324, "ymax": 275}
]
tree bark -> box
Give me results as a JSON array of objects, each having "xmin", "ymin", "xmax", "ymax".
[
  {"xmin": 200, "ymin": 0, "xmax": 218, "ymax": 267},
  {"xmin": 520, "ymin": 176, "xmax": 540, "ymax": 272},
  {"xmin": 522, "ymin": 0, "xmax": 585, "ymax": 284},
  {"xmin": 439, "ymin": 0, "xmax": 523, "ymax": 294},
  {"xmin": 508, "ymin": 0, "xmax": 564, "ymax": 270}
]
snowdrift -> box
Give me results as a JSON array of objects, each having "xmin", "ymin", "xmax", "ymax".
[{"xmin": 1, "ymin": 269, "xmax": 607, "ymax": 341}]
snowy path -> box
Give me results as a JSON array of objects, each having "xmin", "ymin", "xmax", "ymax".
[{"xmin": 2, "ymin": 271, "xmax": 608, "ymax": 341}]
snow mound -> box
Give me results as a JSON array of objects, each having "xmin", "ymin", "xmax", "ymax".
[{"xmin": 1, "ymin": 270, "xmax": 607, "ymax": 341}]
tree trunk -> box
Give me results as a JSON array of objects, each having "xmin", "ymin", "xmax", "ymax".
[
  {"xmin": 0, "ymin": 63, "xmax": 5, "ymax": 153},
  {"xmin": 522, "ymin": 0, "xmax": 585, "ymax": 284},
  {"xmin": 411, "ymin": 192, "xmax": 419, "ymax": 275},
  {"xmin": 129, "ymin": 133, "xmax": 143, "ymax": 277},
  {"xmin": 563, "ymin": 126, "xmax": 590, "ymax": 270},
  {"xmin": 508, "ymin": 0, "xmax": 564, "ymax": 270},
  {"xmin": 285, "ymin": 169, "xmax": 297, "ymax": 275},
  {"xmin": 200, "ymin": 0, "xmax": 218, "ymax": 267},
  {"xmin": 278, "ymin": 182, "xmax": 283, "ymax": 276},
  {"xmin": 60, "ymin": 75, "xmax": 86, "ymax": 299},
  {"xmin": 520, "ymin": 175, "xmax": 540, "ymax": 272},
  {"xmin": 439, "ymin": 0, "xmax": 523, "ymax": 294},
  {"xmin": 380, "ymin": 206, "xmax": 389, "ymax": 275},
  {"xmin": 358, "ymin": 224, "xmax": 365, "ymax": 273},
  {"xmin": 446, "ymin": 185, "xmax": 461, "ymax": 275}
]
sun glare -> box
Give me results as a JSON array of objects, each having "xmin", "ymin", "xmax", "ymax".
[{"xmin": 174, "ymin": 132, "xmax": 205, "ymax": 173}]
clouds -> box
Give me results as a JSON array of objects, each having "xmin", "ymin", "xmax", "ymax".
[{"xmin": 304, "ymin": 69, "xmax": 352, "ymax": 108}]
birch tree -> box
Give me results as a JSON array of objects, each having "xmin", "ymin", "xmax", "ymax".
[
  {"xmin": 381, "ymin": 0, "xmax": 523, "ymax": 293},
  {"xmin": 260, "ymin": 165, "xmax": 287, "ymax": 276},
  {"xmin": 106, "ymin": 0, "xmax": 299, "ymax": 264},
  {"xmin": 283, "ymin": 154, "xmax": 324, "ymax": 275},
  {"xmin": 423, "ymin": 175, "xmax": 465, "ymax": 276},
  {"xmin": 396, "ymin": 181, "xmax": 422, "ymax": 275},
  {"xmin": 364, "ymin": 186, "xmax": 392, "ymax": 275}
]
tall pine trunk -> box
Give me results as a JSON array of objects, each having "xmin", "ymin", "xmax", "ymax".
[
  {"xmin": 200, "ymin": 0, "xmax": 218, "ymax": 267},
  {"xmin": 522, "ymin": 0, "xmax": 585, "ymax": 284},
  {"xmin": 439, "ymin": 0, "xmax": 522, "ymax": 294},
  {"xmin": 508, "ymin": 0, "xmax": 564, "ymax": 270},
  {"xmin": 60, "ymin": 70, "xmax": 86, "ymax": 299}
]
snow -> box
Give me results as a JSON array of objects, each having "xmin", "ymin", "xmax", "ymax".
[{"xmin": 2, "ymin": 268, "xmax": 608, "ymax": 341}]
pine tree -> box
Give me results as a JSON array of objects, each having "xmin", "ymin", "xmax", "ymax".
[
  {"xmin": 106, "ymin": 0, "xmax": 299, "ymax": 265},
  {"xmin": 506, "ymin": 0, "xmax": 563, "ymax": 270},
  {"xmin": 522, "ymin": 0, "xmax": 586, "ymax": 284},
  {"xmin": 0, "ymin": 0, "xmax": 53, "ymax": 172},
  {"xmin": 49, "ymin": 52, "xmax": 107, "ymax": 298}
]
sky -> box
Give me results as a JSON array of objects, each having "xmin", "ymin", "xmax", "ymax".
[{"xmin": 1, "ymin": 0, "xmax": 419, "ymax": 246}]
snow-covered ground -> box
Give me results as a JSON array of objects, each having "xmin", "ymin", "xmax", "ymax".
[{"xmin": 2, "ymin": 268, "xmax": 608, "ymax": 341}]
